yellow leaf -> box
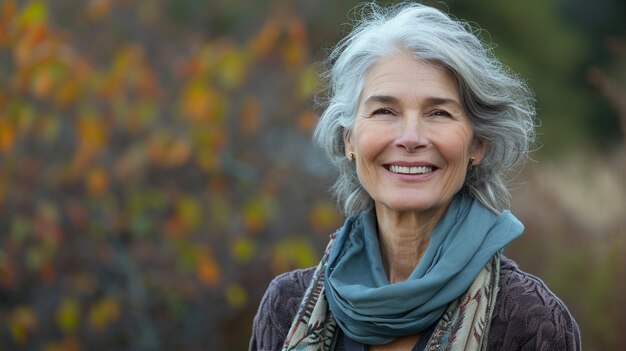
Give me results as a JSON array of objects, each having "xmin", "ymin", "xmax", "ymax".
[
  {"xmin": 225, "ymin": 284, "xmax": 247, "ymax": 308},
  {"xmin": 56, "ymin": 298, "xmax": 79, "ymax": 334},
  {"xmin": 19, "ymin": 1, "xmax": 47, "ymax": 26},
  {"xmin": 295, "ymin": 66, "xmax": 318, "ymax": 100},
  {"xmin": 176, "ymin": 196, "xmax": 201, "ymax": 231},
  {"xmin": 309, "ymin": 201, "xmax": 341, "ymax": 232},
  {"xmin": 272, "ymin": 238, "xmax": 317, "ymax": 273},
  {"xmin": 218, "ymin": 48, "xmax": 247, "ymax": 89},
  {"xmin": 208, "ymin": 192, "xmax": 231, "ymax": 230},
  {"xmin": 88, "ymin": 297, "xmax": 120, "ymax": 332},
  {"xmin": 9, "ymin": 306, "xmax": 38, "ymax": 345},
  {"xmin": 243, "ymin": 197, "xmax": 276, "ymax": 233},
  {"xmin": 195, "ymin": 147, "xmax": 220, "ymax": 172},
  {"xmin": 230, "ymin": 236, "xmax": 256, "ymax": 264}
]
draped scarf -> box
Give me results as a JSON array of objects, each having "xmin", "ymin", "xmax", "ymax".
[{"xmin": 282, "ymin": 194, "xmax": 523, "ymax": 350}]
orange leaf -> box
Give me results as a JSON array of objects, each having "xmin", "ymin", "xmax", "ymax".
[
  {"xmin": 86, "ymin": 167, "xmax": 107, "ymax": 197},
  {"xmin": 166, "ymin": 138, "xmax": 191, "ymax": 167},
  {"xmin": 54, "ymin": 79, "xmax": 80, "ymax": 107},
  {"xmin": 0, "ymin": 118, "xmax": 15, "ymax": 153},
  {"xmin": 196, "ymin": 250, "xmax": 220, "ymax": 287},
  {"xmin": 239, "ymin": 96, "xmax": 260, "ymax": 136},
  {"xmin": 280, "ymin": 40, "xmax": 305, "ymax": 68},
  {"xmin": 0, "ymin": 1, "xmax": 17, "ymax": 47},
  {"xmin": 0, "ymin": 257, "xmax": 16, "ymax": 290},
  {"xmin": 249, "ymin": 18, "xmax": 280, "ymax": 58},
  {"xmin": 76, "ymin": 113, "xmax": 107, "ymax": 151},
  {"xmin": 297, "ymin": 111, "xmax": 316, "ymax": 131},
  {"xmin": 181, "ymin": 82, "xmax": 222, "ymax": 123},
  {"xmin": 87, "ymin": 0, "xmax": 111, "ymax": 21},
  {"xmin": 31, "ymin": 66, "xmax": 55, "ymax": 98}
]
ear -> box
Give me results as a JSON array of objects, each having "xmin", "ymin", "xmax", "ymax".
[
  {"xmin": 471, "ymin": 138, "xmax": 487, "ymax": 164},
  {"xmin": 343, "ymin": 128, "xmax": 354, "ymax": 157}
]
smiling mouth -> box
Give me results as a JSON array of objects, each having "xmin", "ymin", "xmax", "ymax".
[{"xmin": 386, "ymin": 165, "xmax": 435, "ymax": 175}]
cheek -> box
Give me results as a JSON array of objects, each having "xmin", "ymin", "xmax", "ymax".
[
  {"xmin": 352, "ymin": 122, "xmax": 384, "ymax": 157},
  {"xmin": 437, "ymin": 126, "xmax": 474, "ymax": 161}
]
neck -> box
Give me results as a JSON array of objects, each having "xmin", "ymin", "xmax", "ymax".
[{"xmin": 375, "ymin": 204, "xmax": 447, "ymax": 283}]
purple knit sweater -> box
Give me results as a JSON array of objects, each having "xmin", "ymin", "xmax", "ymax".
[{"xmin": 250, "ymin": 256, "xmax": 581, "ymax": 351}]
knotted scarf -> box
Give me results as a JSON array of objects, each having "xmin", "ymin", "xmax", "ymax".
[{"xmin": 324, "ymin": 194, "xmax": 523, "ymax": 345}]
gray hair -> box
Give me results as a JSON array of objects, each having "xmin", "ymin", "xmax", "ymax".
[{"xmin": 314, "ymin": 2, "xmax": 536, "ymax": 215}]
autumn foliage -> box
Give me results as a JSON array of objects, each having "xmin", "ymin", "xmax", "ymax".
[{"xmin": 0, "ymin": 1, "xmax": 340, "ymax": 349}]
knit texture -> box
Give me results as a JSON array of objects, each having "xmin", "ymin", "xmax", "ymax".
[{"xmin": 249, "ymin": 256, "xmax": 581, "ymax": 351}]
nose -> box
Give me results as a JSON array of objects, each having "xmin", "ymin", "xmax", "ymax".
[{"xmin": 395, "ymin": 116, "xmax": 428, "ymax": 152}]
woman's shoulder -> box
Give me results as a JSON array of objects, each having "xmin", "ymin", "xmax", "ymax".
[
  {"xmin": 489, "ymin": 255, "xmax": 582, "ymax": 350},
  {"xmin": 249, "ymin": 267, "xmax": 316, "ymax": 351}
]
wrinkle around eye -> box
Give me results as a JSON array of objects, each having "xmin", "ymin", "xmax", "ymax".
[
  {"xmin": 370, "ymin": 107, "xmax": 396, "ymax": 117},
  {"xmin": 427, "ymin": 108, "xmax": 462, "ymax": 119}
]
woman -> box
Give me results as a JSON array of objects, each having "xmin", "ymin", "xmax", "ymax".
[{"xmin": 250, "ymin": 3, "xmax": 581, "ymax": 351}]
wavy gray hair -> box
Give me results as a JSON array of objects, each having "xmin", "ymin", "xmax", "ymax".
[{"xmin": 313, "ymin": 2, "xmax": 536, "ymax": 216}]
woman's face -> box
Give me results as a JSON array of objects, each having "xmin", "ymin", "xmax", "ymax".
[{"xmin": 345, "ymin": 52, "xmax": 484, "ymax": 216}]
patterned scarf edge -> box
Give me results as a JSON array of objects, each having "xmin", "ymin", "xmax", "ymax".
[{"xmin": 282, "ymin": 233, "xmax": 338, "ymax": 351}]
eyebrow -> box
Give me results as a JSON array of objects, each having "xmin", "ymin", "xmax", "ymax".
[{"xmin": 363, "ymin": 95, "xmax": 462, "ymax": 109}]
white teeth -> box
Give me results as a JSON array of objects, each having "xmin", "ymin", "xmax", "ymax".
[{"xmin": 389, "ymin": 165, "xmax": 433, "ymax": 174}]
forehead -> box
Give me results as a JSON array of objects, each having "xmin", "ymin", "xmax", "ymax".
[{"xmin": 360, "ymin": 52, "xmax": 460, "ymax": 101}]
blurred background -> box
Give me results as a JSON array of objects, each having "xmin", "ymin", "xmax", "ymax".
[{"xmin": 0, "ymin": 0, "xmax": 624, "ymax": 350}]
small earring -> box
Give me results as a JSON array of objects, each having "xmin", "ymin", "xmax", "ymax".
[
  {"xmin": 468, "ymin": 157, "xmax": 476, "ymax": 170},
  {"xmin": 348, "ymin": 152, "xmax": 355, "ymax": 161}
]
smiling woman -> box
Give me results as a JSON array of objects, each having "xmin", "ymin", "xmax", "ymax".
[{"xmin": 250, "ymin": 3, "xmax": 581, "ymax": 351}]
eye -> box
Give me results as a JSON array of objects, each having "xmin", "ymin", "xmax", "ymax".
[
  {"xmin": 371, "ymin": 107, "xmax": 394, "ymax": 116},
  {"xmin": 430, "ymin": 109, "xmax": 452, "ymax": 118}
]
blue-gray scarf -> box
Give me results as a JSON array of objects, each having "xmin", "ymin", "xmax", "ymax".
[{"xmin": 324, "ymin": 194, "xmax": 524, "ymax": 345}]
